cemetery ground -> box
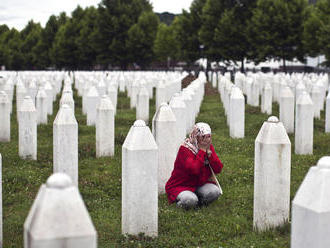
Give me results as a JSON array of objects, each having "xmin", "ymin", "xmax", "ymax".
[{"xmin": 1, "ymin": 81, "xmax": 330, "ymax": 247}]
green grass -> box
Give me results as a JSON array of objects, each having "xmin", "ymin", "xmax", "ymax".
[{"xmin": 1, "ymin": 82, "xmax": 329, "ymax": 247}]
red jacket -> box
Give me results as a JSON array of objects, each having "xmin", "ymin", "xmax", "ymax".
[{"xmin": 165, "ymin": 144, "xmax": 223, "ymax": 203}]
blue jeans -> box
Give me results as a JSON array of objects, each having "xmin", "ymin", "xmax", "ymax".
[{"xmin": 176, "ymin": 183, "xmax": 221, "ymax": 209}]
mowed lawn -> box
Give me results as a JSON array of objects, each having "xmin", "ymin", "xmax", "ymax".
[{"xmin": 1, "ymin": 81, "xmax": 329, "ymax": 247}]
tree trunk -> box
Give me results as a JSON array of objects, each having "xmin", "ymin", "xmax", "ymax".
[
  {"xmin": 241, "ymin": 59, "xmax": 245, "ymax": 73},
  {"xmin": 282, "ymin": 57, "xmax": 287, "ymax": 73}
]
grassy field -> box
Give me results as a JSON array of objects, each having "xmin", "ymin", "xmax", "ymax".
[{"xmin": 1, "ymin": 81, "xmax": 329, "ymax": 247}]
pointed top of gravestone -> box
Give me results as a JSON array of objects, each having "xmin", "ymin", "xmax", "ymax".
[
  {"xmin": 87, "ymin": 86, "xmax": 99, "ymax": 97},
  {"xmin": 312, "ymin": 85, "xmax": 321, "ymax": 93},
  {"xmin": 20, "ymin": 96, "xmax": 36, "ymax": 112},
  {"xmin": 24, "ymin": 175, "xmax": 97, "ymax": 241},
  {"xmin": 317, "ymin": 156, "xmax": 330, "ymax": 169},
  {"xmin": 153, "ymin": 102, "xmax": 176, "ymax": 123},
  {"xmin": 134, "ymin": 120, "xmax": 146, "ymax": 127},
  {"xmin": 256, "ymin": 116, "xmax": 290, "ymax": 145},
  {"xmin": 44, "ymin": 81, "xmax": 52, "ymax": 90},
  {"xmin": 296, "ymin": 91, "xmax": 313, "ymax": 105},
  {"xmin": 230, "ymin": 86, "xmax": 244, "ymax": 99},
  {"xmin": 97, "ymin": 95, "xmax": 114, "ymax": 110},
  {"xmin": 264, "ymin": 82, "xmax": 272, "ymax": 89},
  {"xmin": 46, "ymin": 173, "xmax": 73, "ymax": 189},
  {"xmin": 267, "ymin": 116, "xmax": 279, "ymax": 123},
  {"xmin": 0, "ymin": 91, "xmax": 8, "ymax": 103},
  {"xmin": 139, "ymin": 87, "xmax": 149, "ymax": 96},
  {"xmin": 292, "ymin": 163, "xmax": 330, "ymax": 213},
  {"xmin": 123, "ymin": 121, "xmax": 158, "ymax": 150},
  {"xmin": 36, "ymin": 89, "xmax": 47, "ymax": 98},
  {"xmin": 54, "ymin": 104, "xmax": 77, "ymax": 125},
  {"xmin": 169, "ymin": 94, "xmax": 186, "ymax": 109},
  {"xmin": 296, "ymin": 82, "xmax": 306, "ymax": 89},
  {"xmin": 281, "ymin": 86, "xmax": 294, "ymax": 98},
  {"xmin": 107, "ymin": 84, "xmax": 116, "ymax": 93}
]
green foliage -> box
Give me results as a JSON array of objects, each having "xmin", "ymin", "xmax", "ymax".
[
  {"xmin": 156, "ymin": 12, "xmax": 177, "ymax": 26},
  {"xmin": 153, "ymin": 23, "xmax": 179, "ymax": 62},
  {"xmin": 95, "ymin": 0, "xmax": 152, "ymax": 69},
  {"xmin": 304, "ymin": 0, "xmax": 330, "ymax": 66},
  {"xmin": 20, "ymin": 21, "xmax": 42, "ymax": 69},
  {"xmin": 127, "ymin": 11, "xmax": 159, "ymax": 68},
  {"xmin": 249, "ymin": 0, "xmax": 308, "ymax": 68},
  {"xmin": 75, "ymin": 7, "xmax": 98, "ymax": 69}
]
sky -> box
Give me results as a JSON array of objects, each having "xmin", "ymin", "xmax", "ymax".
[{"xmin": 0, "ymin": 0, "xmax": 193, "ymax": 31}]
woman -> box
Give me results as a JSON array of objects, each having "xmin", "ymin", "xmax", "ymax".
[{"xmin": 165, "ymin": 122, "xmax": 223, "ymax": 209}]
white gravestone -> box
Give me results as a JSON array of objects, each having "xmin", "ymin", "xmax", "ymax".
[
  {"xmin": 24, "ymin": 173, "xmax": 97, "ymax": 248},
  {"xmin": 130, "ymin": 81, "xmax": 140, "ymax": 109},
  {"xmin": 0, "ymin": 91, "xmax": 10, "ymax": 142},
  {"xmin": 229, "ymin": 87, "xmax": 245, "ymax": 138},
  {"xmin": 295, "ymin": 91, "xmax": 313, "ymax": 155},
  {"xmin": 60, "ymin": 91, "xmax": 75, "ymax": 113},
  {"xmin": 122, "ymin": 120, "xmax": 158, "ymax": 237},
  {"xmin": 53, "ymin": 105, "xmax": 78, "ymax": 186},
  {"xmin": 261, "ymin": 82, "xmax": 272, "ymax": 115},
  {"xmin": 18, "ymin": 96, "xmax": 37, "ymax": 160},
  {"xmin": 107, "ymin": 84, "xmax": 117, "ymax": 115},
  {"xmin": 44, "ymin": 82, "xmax": 53, "ymax": 115},
  {"xmin": 280, "ymin": 86, "xmax": 294, "ymax": 134},
  {"xmin": 169, "ymin": 93, "xmax": 187, "ymax": 150},
  {"xmin": 311, "ymin": 85, "xmax": 321, "ymax": 119},
  {"xmin": 291, "ymin": 157, "xmax": 330, "ymax": 248},
  {"xmin": 96, "ymin": 95, "xmax": 114, "ymax": 157},
  {"xmin": 254, "ymin": 116, "xmax": 291, "ymax": 231},
  {"xmin": 36, "ymin": 88, "xmax": 48, "ymax": 125},
  {"xmin": 16, "ymin": 84, "xmax": 27, "ymax": 118},
  {"xmin": 3, "ymin": 83, "xmax": 13, "ymax": 114},
  {"xmin": 251, "ymin": 79, "xmax": 260, "ymax": 107},
  {"xmin": 152, "ymin": 103, "xmax": 177, "ymax": 194},
  {"xmin": 156, "ymin": 81, "xmax": 166, "ymax": 112},
  {"xmin": 86, "ymin": 86, "xmax": 99, "ymax": 126},
  {"xmin": 326, "ymin": 92, "xmax": 330, "ymax": 133},
  {"xmin": 136, "ymin": 87, "xmax": 149, "ymax": 124}
]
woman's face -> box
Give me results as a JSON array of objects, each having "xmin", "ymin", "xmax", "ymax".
[{"xmin": 197, "ymin": 134, "xmax": 211, "ymax": 144}]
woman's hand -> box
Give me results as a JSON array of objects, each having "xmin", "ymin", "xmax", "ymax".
[{"xmin": 197, "ymin": 134, "xmax": 212, "ymax": 152}]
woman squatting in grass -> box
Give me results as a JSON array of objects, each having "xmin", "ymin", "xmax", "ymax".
[{"xmin": 165, "ymin": 122, "xmax": 223, "ymax": 209}]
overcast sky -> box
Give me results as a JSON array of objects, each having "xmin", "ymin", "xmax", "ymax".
[{"xmin": 0, "ymin": 0, "xmax": 193, "ymax": 31}]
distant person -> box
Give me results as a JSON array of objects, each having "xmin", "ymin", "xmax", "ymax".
[{"xmin": 165, "ymin": 122, "xmax": 223, "ymax": 209}]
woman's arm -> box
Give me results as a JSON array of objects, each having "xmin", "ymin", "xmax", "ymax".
[{"xmin": 207, "ymin": 144, "xmax": 223, "ymax": 174}]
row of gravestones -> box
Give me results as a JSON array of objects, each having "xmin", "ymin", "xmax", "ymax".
[
  {"xmin": 214, "ymin": 72, "xmax": 330, "ymax": 155},
  {"xmin": 1, "ymin": 113, "xmax": 328, "ymax": 247},
  {"xmin": 0, "ymin": 70, "xmax": 206, "ymax": 247}
]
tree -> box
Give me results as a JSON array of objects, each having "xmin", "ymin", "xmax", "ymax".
[
  {"xmin": 20, "ymin": 20, "xmax": 42, "ymax": 69},
  {"xmin": 249, "ymin": 0, "xmax": 308, "ymax": 71},
  {"xmin": 172, "ymin": 0, "xmax": 206, "ymax": 65},
  {"xmin": 199, "ymin": 0, "xmax": 234, "ymax": 63},
  {"xmin": 95, "ymin": 0, "xmax": 152, "ymax": 69},
  {"xmin": 51, "ymin": 20, "xmax": 78, "ymax": 69},
  {"xmin": 0, "ymin": 25, "xmax": 10, "ymax": 66},
  {"xmin": 127, "ymin": 11, "xmax": 159, "ymax": 68},
  {"xmin": 33, "ymin": 13, "xmax": 68, "ymax": 69},
  {"xmin": 50, "ymin": 6, "xmax": 85, "ymax": 69},
  {"xmin": 75, "ymin": 6, "xmax": 98, "ymax": 69},
  {"xmin": 2, "ymin": 28, "xmax": 24, "ymax": 70},
  {"xmin": 214, "ymin": 0, "xmax": 256, "ymax": 72},
  {"xmin": 304, "ymin": 0, "xmax": 330, "ymax": 66},
  {"xmin": 153, "ymin": 23, "xmax": 179, "ymax": 64}
]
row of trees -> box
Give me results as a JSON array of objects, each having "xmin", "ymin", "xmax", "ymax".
[{"xmin": 0, "ymin": 0, "xmax": 330, "ymax": 71}]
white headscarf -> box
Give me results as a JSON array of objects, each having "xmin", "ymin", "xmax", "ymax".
[{"xmin": 183, "ymin": 122, "xmax": 211, "ymax": 155}]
